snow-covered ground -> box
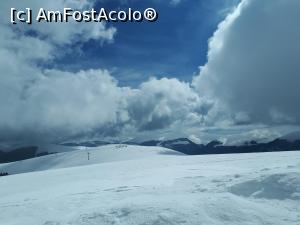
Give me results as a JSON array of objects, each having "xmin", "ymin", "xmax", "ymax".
[{"xmin": 0, "ymin": 145, "xmax": 300, "ymax": 225}]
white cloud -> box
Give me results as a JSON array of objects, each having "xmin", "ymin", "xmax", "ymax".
[
  {"xmin": 0, "ymin": 0, "xmax": 118, "ymax": 142},
  {"xmin": 170, "ymin": 0, "xmax": 182, "ymax": 6},
  {"xmin": 1, "ymin": 0, "xmax": 116, "ymax": 45},
  {"xmin": 193, "ymin": 0, "xmax": 300, "ymax": 125},
  {"xmin": 0, "ymin": 65, "xmax": 211, "ymax": 142},
  {"xmin": 0, "ymin": 69, "xmax": 127, "ymax": 141},
  {"xmin": 126, "ymin": 77, "xmax": 206, "ymax": 131}
]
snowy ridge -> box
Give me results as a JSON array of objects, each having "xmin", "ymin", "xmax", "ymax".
[
  {"xmin": 0, "ymin": 145, "xmax": 182, "ymax": 175},
  {"xmin": 0, "ymin": 147, "xmax": 300, "ymax": 225}
]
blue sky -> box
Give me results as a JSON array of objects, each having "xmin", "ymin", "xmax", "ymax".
[{"xmin": 54, "ymin": 0, "xmax": 239, "ymax": 86}]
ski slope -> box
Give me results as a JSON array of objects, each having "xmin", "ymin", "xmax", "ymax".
[{"xmin": 0, "ymin": 145, "xmax": 300, "ymax": 225}]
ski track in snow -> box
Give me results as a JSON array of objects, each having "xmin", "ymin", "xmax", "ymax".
[{"xmin": 0, "ymin": 145, "xmax": 300, "ymax": 225}]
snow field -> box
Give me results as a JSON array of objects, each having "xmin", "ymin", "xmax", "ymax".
[{"xmin": 0, "ymin": 146, "xmax": 299, "ymax": 225}]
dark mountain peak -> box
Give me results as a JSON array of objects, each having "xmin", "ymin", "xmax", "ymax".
[
  {"xmin": 206, "ymin": 140, "xmax": 223, "ymax": 148},
  {"xmin": 244, "ymin": 140, "xmax": 258, "ymax": 146},
  {"xmin": 163, "ymin": 138, "xmax": 196, "ymax": 145},
  {"xmin": 140, "ymin": 140, "xmax": 162, "ymax": 146},
  {"xmin": 282, "ymin": 131, "xmax": 300, "ymax": 142},
  {"xmin": 121, "ymin": 141, "xmax": 138, "ymax": 145},
  {"xmin": 269, "ymin": 138, "xmax": 290, "ymax": 145}
]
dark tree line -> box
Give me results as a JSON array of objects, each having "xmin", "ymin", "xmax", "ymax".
[{"xmin": 0, "ymin": 172, "xmax": 9, "ymax": 177}]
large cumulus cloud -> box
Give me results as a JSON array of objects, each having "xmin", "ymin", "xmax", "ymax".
[
  {"xmin": 193, "ymin": 0, "xmax": 300, "ymax": 125},
  {"xmin": 0, "ymin": 67, "xmax": 207, "ymax": 142},
  {"xmin": 1, "ymin": 69, "xmax": 128, "ymax": 141},
  {"xmin": 127, "ymin": 77, "xmax": 208, "ymax": 131},
  {"xmin": 0, "ymin": 0, "xmax": 209, "ymax": 142}
]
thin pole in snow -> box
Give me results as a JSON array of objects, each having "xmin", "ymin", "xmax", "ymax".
[{"xmin": 85, "ymin": 146, "xmax": 90, "ymax": 161}]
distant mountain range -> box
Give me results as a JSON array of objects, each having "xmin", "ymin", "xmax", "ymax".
[
  {"xmin": 62, "ymin": 141, "xmax": 111, "ymax": 148},
  {"xmin": 1, "ymin": 134, "xmax": 300, "ymax": 164},
  {"xmin": 61, "ymin": 136, "xmax": 300, "ymax": 155},
  {"xmin": 140, "ymin": 138, "xmax": 300, "ymax": 155}
]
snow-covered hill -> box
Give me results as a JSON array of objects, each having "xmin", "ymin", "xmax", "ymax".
[
  {"xmin": 0, "ymin": 145, "xmax": 181, "ymax": 175},
  {"xmin": 0, "ymin": 146, "xmax": 300, "ymax": 225}
]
